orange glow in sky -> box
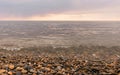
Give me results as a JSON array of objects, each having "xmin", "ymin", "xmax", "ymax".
[
  {"xmin": 0, "ymin": 0, "xmax": 120, "ymax": 21},
  {"xmin": 1, "ymin": 13, "xmax": 120, "ymax": 21}
]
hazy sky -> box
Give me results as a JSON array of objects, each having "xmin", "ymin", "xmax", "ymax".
[{"xmin": 0, "ymin": 0, "xmax": 120, "ymax": 21}]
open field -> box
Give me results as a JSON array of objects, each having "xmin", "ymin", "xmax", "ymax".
[
  {"xmin": 0, "ymin": 21, "xmax": 120, "ymax": 49},
  {"xmin": 0, "ymin": 21, "xmax": 120, "ymax": 74}
]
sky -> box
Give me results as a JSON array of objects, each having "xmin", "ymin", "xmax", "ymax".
[{"xmin": 0, "ymin": 0, "xmax": 120, "ymax": 21}]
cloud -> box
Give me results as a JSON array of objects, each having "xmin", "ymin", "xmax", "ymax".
[
  {"xmin": 0, "ymin": 0, "xmax": 120, "ymax": 20},
  {"xmin": 0, "ymin": 0, "xmax": 72, "ymax": 17}
]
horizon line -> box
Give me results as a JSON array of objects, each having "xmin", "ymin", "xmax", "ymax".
[{"xmin": 0, "ymin": 20, "xmax": 120, "ymax": 22}]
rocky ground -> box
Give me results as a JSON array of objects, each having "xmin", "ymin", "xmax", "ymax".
[{"xmin": 0, "ymin": 46, "xmax": 120, "ymax": 75}]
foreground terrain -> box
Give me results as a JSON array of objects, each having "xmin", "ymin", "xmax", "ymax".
[{"xmin": 0, "ymin": 46, "xmax": 120, "ymax": 75}]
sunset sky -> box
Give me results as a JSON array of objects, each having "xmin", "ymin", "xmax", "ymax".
[{"xmin": 0, "ymin": 0, "xmax": 120, "ymax": 21}]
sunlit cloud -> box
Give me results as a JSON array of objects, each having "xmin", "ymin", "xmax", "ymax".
[
  {"xmin": 0, "ymin": 0, "xmax": 120, "ymax": 21},
  {"xmin": 1, "ymin": 13, "xmax": 120, "ymax": 21}
]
